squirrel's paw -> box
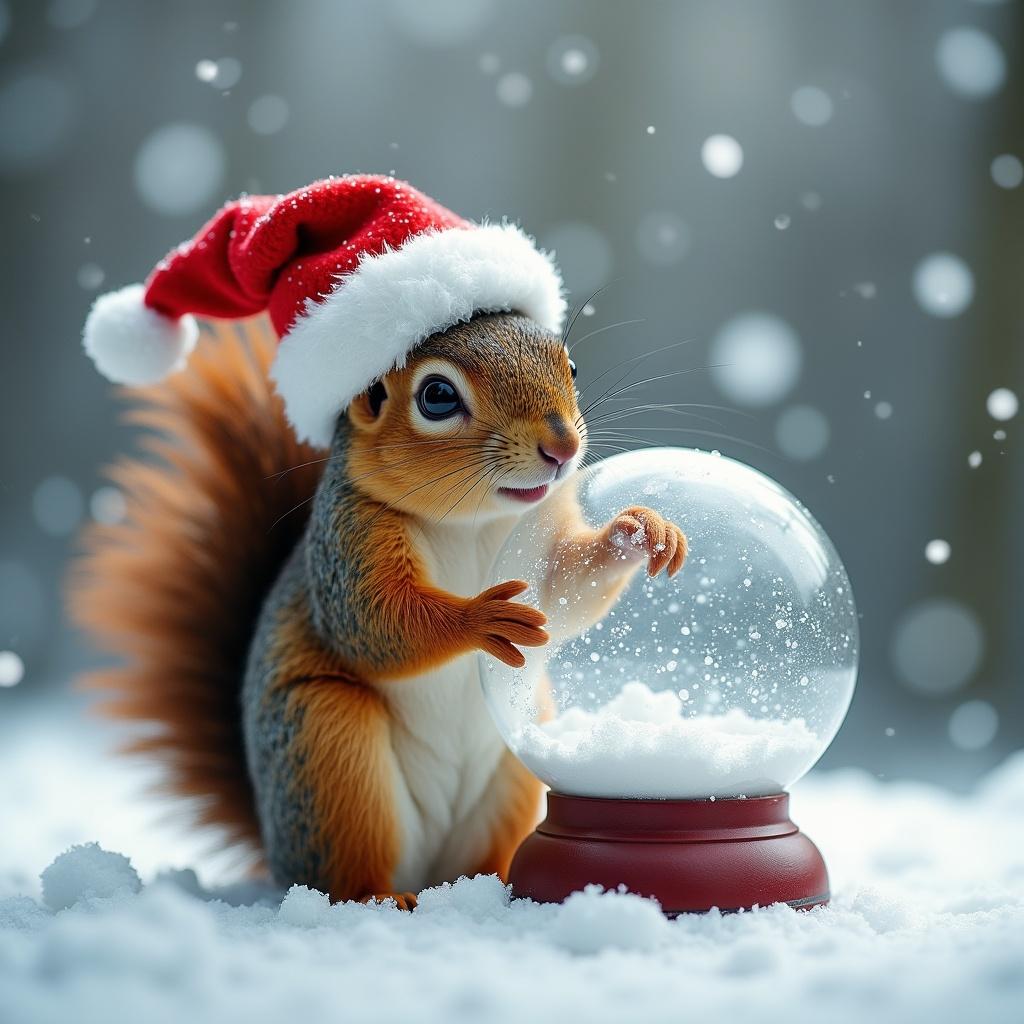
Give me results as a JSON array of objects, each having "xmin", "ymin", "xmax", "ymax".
[
  {"xmin": 465, "ymin": 579, "xmax": 549, "ymax": 669},
  {"xmin": 608, "ymin": 506, "xmax": 688, "ymax": 577},
  {"xmin": 360, "ymin": 891, "xmax": 418, "ymax": 911}
]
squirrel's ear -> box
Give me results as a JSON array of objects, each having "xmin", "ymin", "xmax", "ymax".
[
  {"xmin": 349, "ymin": 381, "xmax": 388, "ymax": 432},
  {"xmin": 367, "ymin": 381, "xmax": 388, "ymax": 416}
]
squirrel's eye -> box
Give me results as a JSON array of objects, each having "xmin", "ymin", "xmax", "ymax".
[
  {"xmin": 417, "ymin": 377, "xmax": 463, "ymax": 420},
  {"xmin": 568, "ymin": 359, "xmax": 578, "ymax": 380}
]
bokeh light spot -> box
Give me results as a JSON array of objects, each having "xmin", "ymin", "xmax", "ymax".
[
  {"xmin": 496, "ymin": 72, "xmax": 532, "ymax": 107},
  {"xmin": 635, "ymin": 212, "xmax": 690, "ymax": 267},
  {"xmin": 247, "ymin": 95, "xmax": 289, "ymax": 135},
  {"xmin": 912, "ymin": 252, "xmax": 974, "ymax": 318},
  {"xmin": 790, "ymin": 86, "xmax": 834, "ymax": 126},
  {"xmin": 89, "ymin": 486, "xmax": 126, "ymax": 525},
  {"xmin": 542, "ymin": 222, "xmax": 612, "ymax": 296},
  {"xmin": 710, "ymin": 313, "xmax": 802, "ymax": 407},
  {"xmin": 986, "ymin": 388, "xmax": 1018, "ymax": 422},
  {"xmin": 0, "ymin": 649, "xmax": 24, "ymax": 688},
  {"xmin": 936, "ymin": 27, "xmax": 1006, "ymax": 99},
  {"xmin": 77, "ymin": 263, "xmax": 104, "ymax": 290},
  {"xmin": 892, "ymin": 599, "xmax": 983, "ymax": 696},
  {"xmin": 548, "ymin": 35, "xmax": 599, "ymax": 85},
  {"xmin": 990, "ymin": 154, "xmax": 1023, "ymax": 189},
  {"xmin": 701, "ymin": 134, "xmax": 744, "ymax": 178},
  {"xmin": 32, "ymin": 476, "xmax": 84, "ymax": 537},
  {"xmin": 775, "ymin": 405, "xmax": 830, "ymax": 460},
  {"xmin": 0, "ymin": 69, "xmax": 73, "ymax": 172},
  {"xmin": 209, "ymin": 57, "xmax": 241, "ymax": 90},
  {"xmin": 134, "ymin": 123, "xmax": 226, "ymax": 216},
  {"xmin": 949, "ymin": 700, "xmax": 998, "ymax": 751}
]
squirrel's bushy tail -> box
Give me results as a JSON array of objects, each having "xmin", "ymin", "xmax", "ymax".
[{"xmin": 69, "ymin": 318, "xmax": 323, "ymax": 854}]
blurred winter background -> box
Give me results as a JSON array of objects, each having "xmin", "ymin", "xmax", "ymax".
[{"xmin": 1, "ymin": 0, "xmax": 1022, "ymax": 879}]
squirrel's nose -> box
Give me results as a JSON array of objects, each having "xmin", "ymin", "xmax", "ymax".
[
  {"xmin": 538, "ymin": 414, "xmax": 580, "ymax": 468},
  {"xmin": 538, "ymin": 437, "xmax": 579, "ymax": 467}
]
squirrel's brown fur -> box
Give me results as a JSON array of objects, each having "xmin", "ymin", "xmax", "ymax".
[{"xmin": 68, "ymin": 317, "xmax": 322, "ymax": 854}]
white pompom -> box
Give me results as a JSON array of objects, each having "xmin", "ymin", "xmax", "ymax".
[{"xmin": 83, "ymin": 283, "xmax": 198, "ymax": 385}]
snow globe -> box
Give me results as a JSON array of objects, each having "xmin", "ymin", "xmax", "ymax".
[{"xmin": 481, "ymin": 447, "xmax": 858, "ymax": 913}]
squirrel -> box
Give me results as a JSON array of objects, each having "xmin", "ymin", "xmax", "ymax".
[{"xmin": 71, "ymin": 175, "xmax": 686, "ymax": 907}]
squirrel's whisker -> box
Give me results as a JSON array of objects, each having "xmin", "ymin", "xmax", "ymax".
[
  {"xmin": 432, "ymin": 459, "xmax": 504, "ymax": 529},
  {"xmin": 588, "ymin": 426, "xmax": 776, "ymax": 459},
  {"xmin": 360, "ymin": 452, "xmax": 502, "ymax": 532},
  {"xmin": 267, "ymin": 493, "xmax": 317, "ymax": 534},
  {"xmin": 598, "ymin": 399, "xmax": 753, "ymax": 420},
  {"xmin": 465, "ymin": 463, "xmax": 509, "ymax": 526},
  {"xmin": 579, "ymin": 363, "xmax": 715, "ymax": 420},
  {"xmin": 467, "ymin": 414, "xmax": 516, "ymax": 446},
  {"xmin": 368, "ymin": 437, "xmax": 496, "ymax": 452},
  {"xmin": 269, "ymin": 436, "xmax": 494, "ymax": 482},
  {"xmin": 470, "ymin": 462, "xmax": 508, "ymax": 526},
  {"xmin": 333, "ymin": 446, "xmax": 498, "ymax": 492},
  {"xmin": 580, "ymin": 441, "xmax": 636, "ymax": 456},
  {"xmin": 573, "ymin": 349, "xmax": 651, "ymax": 412},
  {"xmin": 408, "ymin": 456, "xmax": 505, "ymax": 542},
  {"xmin": 267, "ymin": 454, "xmax": 335, "ymax": 481},
  {"xmin": 567, "ymin": 318, "xmax": 646, "ymax": 355},
  {"xmin": 586, "ymin": 406, "xmax": 725, "ymax": 430},
  {"xmin": 561, "ymin": 281, "xmax": 620, "ymax": 347},
  {"xmin": 270, "ymin": 447, "xmax": 390, "ymax": 483},
  {"xmin": 270, "ymin": 450, "xmax": 498, "ymax": 534},
  {"xmin": 573, "ymin": 337, "xmax": 697, "ymax": 413},
  {"xmin": 560, "ymin": 285, "xmax": 603, "ymax": 347}
]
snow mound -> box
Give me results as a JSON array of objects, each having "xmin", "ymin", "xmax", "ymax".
[
  {"xmin": 278, "ymin": 884, "xmax": 332, "ymax": 927},
  {"xmin": 549, "ymin": 884, "xmax": 671, "ymax": 953},
  {"xmin": 40, "ymin": 843, "xmax": 142, "ymax": 911},
  {"xmin": 415, "ymin": 872, "xmax": 511, "ymax": 921},
  {"xmin": 514, "ymin": 681, "xmax": 821, "ymax": 798}
]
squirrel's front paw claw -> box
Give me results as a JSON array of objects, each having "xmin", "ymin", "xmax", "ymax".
[
  {"xmin": 665, "ymin": 523, "xmax": 687, "ymax": 576},
  {"xmin": 360, "ymin": 891, "xmax": 418, "ymax": 911},
  {"xmin": 466, "ymin": 580, "xmax": 549, "ymax": 668},
  {"xmin": 609, "ymin": 506, "xmax": 688, "ymax": 578}
]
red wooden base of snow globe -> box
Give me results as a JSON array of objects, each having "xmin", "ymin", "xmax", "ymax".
[{"xmin": 509, "ymin": 791, "xmax": 829, "ymax": 914}]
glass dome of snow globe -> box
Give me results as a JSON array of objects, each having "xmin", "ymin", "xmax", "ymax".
[{"xmin": 481, "ymin": 447, "xmax": 859, "ymax": 913}]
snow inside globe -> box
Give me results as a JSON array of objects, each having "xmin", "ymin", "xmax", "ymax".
[
  {"xmin": 482, "ymin": 447, "xmax": 859, "ymax": 803},
  {"xmin": 482, "ymin": 447, "xmax": 858, "ymax": 911}
]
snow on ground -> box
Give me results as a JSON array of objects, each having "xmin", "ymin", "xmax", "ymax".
[{"xmin": 2, "ymin": 708, "xmax": 1023, "ymax": 1024}]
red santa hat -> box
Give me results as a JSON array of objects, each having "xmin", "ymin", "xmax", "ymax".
[{"xmin": 83, "ymin": 174, "xmax": 566, "ymax": 447}]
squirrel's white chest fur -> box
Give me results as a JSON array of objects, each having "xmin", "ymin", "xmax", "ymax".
[{"xmin": 383, "ymin": 516, "xmax": 522, "ymax": 893}]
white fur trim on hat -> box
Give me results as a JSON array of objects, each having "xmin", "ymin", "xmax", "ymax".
[
  {"xmin": 270, "ymin": 222, "xmax": 566, "ymax": 447},
  {"xmin": 83, "ymin": 283, "xmax": 199, "ymax": 387}
]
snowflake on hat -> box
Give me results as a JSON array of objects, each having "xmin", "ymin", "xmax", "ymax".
[{"xmin": 83, "ymin": 174, "xmax": 566, "ymax": 447}]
